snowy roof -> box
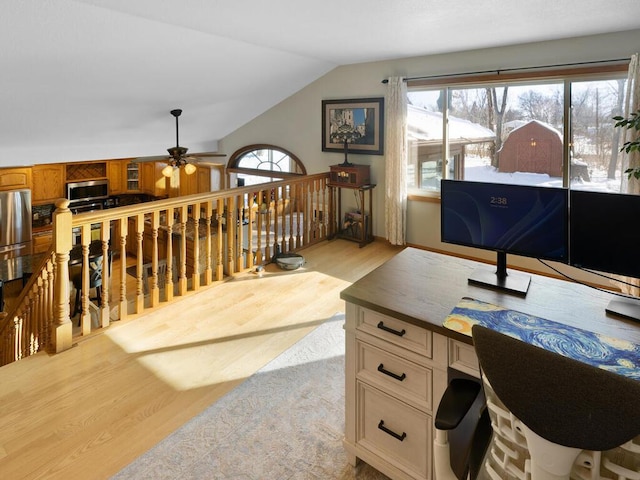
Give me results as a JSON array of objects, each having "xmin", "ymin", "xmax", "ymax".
[
  {"xmin": 507, "ymin": 119, "xmax": 563, "ymax": 140},
  {"xmin": 407, "ymin": 104, "xmax": 496, "ymax": 145}
]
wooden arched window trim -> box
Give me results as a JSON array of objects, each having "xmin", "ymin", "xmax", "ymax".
[{"xmin": 227, "ymin": 144, "xmax": 307, "ymax": 178}]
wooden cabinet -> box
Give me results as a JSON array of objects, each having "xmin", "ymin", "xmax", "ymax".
[
  {"xmin": 179, "ymin": 164, "xmax": 225, "ymax": 196},
  {"xmin": 329, "ymin": 163, "xmax": 370, "ymax": 188},
  {"xmin": 141, "ymin": 162, "xmax": 167, "ymax": 197},
  {"xmin": 179, "ymin": 167, "xmax": 198, "ymax": 196},
  {"xmin": 32, "ymin": 232, "xmax": 53, "ymax": 254},
  {"xmin": 196, "ymin": 163, "xmax": 225, "ymax": 192},
  {"xmin": 31, "ymin": 164, "xmax": 65, "ymax": 203},
  {"xmin": 344, "ymin": 304, "xmax": 450, "ymax": 480},
  {"xmin": 107, "ymin": 159, "xmax": 125, "ymax": 194},
  {"xmin": 125, "ymin": 161, "xmax": 141, "ymax": 192},
  {"xmin": 0, "ymin": 167, "xmax": 32, "ymax": 191}
]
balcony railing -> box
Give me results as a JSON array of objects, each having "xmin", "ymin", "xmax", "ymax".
[{"xmin": 0, "ymin": 173, "xmax": 333, "ymax": 366}]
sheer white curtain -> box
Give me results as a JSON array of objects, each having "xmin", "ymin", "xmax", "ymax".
[
  {"xmin": 384, "ymin": 77, "xmax": 408, "ymax": 245},
  {"xmin": 617, "ymin": 53, "xmax": 639, "ymax": 296},
  {"xmin": 622, "ymin": 53, "xmax": 640, "ymax": 195}
]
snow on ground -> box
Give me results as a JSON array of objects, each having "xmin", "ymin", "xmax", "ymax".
[{"xmin": 463, "ymin": 155, "xmax": 624, "ymax": 193}]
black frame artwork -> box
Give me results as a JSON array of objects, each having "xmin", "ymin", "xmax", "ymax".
[{"xmin": 322, "ymin": 97, "xmax": 384, "ymax": 155}]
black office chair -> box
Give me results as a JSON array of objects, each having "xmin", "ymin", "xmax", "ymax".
[
  {"xmin": 434, "ymin": 375, "xmax": 491, "ymax": 480},
  {"xmin": 71, "ymin": 253, "xmax": 105, "ymax": 322},
  {"xmin": 471, "ymin": 324, "xmax": 640, "ymax": 480}
]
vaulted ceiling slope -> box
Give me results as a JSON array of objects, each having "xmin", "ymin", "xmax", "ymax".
[{"xmin": 2, "ymin": 0, "xmax": 640, "ymax": 165}]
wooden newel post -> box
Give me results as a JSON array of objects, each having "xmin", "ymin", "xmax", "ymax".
[{"xmin": 51, "ymin": 198, "xmax": 73, "ymax": 353}]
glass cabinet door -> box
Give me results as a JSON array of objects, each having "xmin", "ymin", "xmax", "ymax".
[{"xmin": 126, "ymin": 162, "xmax": 140, "ymax": 191}]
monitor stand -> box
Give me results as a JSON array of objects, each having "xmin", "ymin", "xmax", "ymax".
[
  {"xmin": 606, "ymin": 297, "xmax": 640, "ymax": 323},
  {"xmin": 468, "ymin": 251, "xmax": 530, "ymax": 296}
]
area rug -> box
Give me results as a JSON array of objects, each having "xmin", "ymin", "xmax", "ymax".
[{"xmin": 111, "ymin": 315, "xmax": 390, "ymax": 480}]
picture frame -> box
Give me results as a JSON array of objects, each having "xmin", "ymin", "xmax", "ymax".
[{"xmin": 322, "ymin": 97, "xmax": 384, "ymax": 155}]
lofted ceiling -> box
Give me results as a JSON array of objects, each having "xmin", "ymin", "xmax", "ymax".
[{"xmin": 2, "ymin": 0, "xmax": 640, "ymax": 165}]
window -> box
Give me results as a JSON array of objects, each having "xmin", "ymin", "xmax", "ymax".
[
  {"xmin": 227, "ymin": 144, "xmax": 307, "ymax": 186},
  {"xmin": 406, "ymin": 66, "xmax": 629, "ymax": 195}
]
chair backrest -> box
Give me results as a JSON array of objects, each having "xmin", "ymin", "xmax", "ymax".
[
  {"xmin": 72, "ymin": 253, "xmax": 104, "ymax": 289},
  {"xmin": 471, "ymin": 324, "xmax": 640, "ymax": 452},
  {"xmin": 142, "ymin": 259, "xmax": 168, "ymax": 294},
  {"xmin": 88, "ymin": 255, "xmax": 104, "ymax": 289}
]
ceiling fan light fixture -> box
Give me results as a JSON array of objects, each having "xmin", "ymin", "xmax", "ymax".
[
  {"xmin": 162, "ymin": 164, "xmax": 175, "ymax": 177},
  {"xmin": 184, "ymin": 162, "xmax": 197, "ymax": 175}
]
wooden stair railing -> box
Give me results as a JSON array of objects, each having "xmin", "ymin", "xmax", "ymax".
[{"xmin": 0, "ymin": 173, "xmax": 333, "ymax": 366}]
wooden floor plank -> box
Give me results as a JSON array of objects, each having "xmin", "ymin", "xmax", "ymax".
[{"xmin": 0, "ymin": 239, "xmax": 402, "ymax": 480}]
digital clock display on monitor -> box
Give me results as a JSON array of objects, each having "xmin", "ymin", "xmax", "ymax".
[{"xmin": 490, "ymin": 196, "xmax": 508, "ymax": 206}]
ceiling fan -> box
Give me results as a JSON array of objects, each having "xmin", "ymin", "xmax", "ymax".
[{"xmin": 135, "ymin": 109, "xmax": 224, "ymax": 177}]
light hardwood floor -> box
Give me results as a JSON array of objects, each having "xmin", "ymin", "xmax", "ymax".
[{"xmin": 0, "ymin": 239, "xmax": 403, "ymax": 480}]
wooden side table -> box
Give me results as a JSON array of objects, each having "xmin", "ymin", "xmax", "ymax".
[{"xmin": 329, "ymin": 183, "xmax": 375, "ymax": 247}]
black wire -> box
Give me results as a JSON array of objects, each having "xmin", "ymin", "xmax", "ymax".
[{"xmin": 538, "ymin": 258, "xmax": 640, "ymax": 300}]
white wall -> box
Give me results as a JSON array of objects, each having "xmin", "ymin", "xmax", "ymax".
[{"xmin": 220, "ymin": 30, "xmax": 640, "ymax": 281}]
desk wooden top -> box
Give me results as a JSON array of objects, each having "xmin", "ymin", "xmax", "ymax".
[{"xmin": 340, "ymin": 247, "xmax": 640, "ymax": 345}]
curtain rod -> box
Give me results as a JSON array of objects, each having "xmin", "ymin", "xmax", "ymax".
[{"xmin": 381, "ymin": 57, "xmax": 631, "ymax": 83}]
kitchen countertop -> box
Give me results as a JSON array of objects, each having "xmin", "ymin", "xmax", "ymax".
[
  {"xmin": 0, "ymin": 241, "xmax": 103, "ymax": 283},
  {"xmin": 0, "ymin": 253, "xmax": 46, "ymax": 283}
]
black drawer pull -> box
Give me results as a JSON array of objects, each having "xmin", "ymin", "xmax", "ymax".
[
  {"xmin": 377, "ymin": 363, "xmax": 406, "ymax": 381},
  {"xmin": 378, "ymin": 420, "xmax": 407, "ymax": 441},
  {"xmin": 377, "ymin": 321, "xmax": 406, "ymax": 337}
]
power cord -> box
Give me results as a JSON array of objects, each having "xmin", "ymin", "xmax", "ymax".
[{"xmin": 538, "ymin": 258, "xmax": 640, "ymax": 300}]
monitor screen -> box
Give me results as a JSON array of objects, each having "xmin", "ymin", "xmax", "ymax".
[
  {"xmin": 441, "ymin": 180, "xmax": 569, "ymax": 262},
  {"xmin": 569, "ymin": 189, "xmax": 640, "ymax": 279}
]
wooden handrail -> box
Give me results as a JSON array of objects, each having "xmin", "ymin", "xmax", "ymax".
[{"xmin": 0, "ymin": 173, "xmax": 332, "ymax": 366}]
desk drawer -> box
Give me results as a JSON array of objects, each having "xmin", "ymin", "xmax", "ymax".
[
  {"xmin": 357, "ymin": 382, "xmax": 431, "ymax": 479},
  {"xmin": 448, "ymin": 339, "xmax": 480, "ymax": 377},
  {"xmin": 358, "ymin": 308, "xmax": 432, "ymax": 357},
  {"xmin": 357, "ymin": 340, "xmax": 432, "ymax": 411}
]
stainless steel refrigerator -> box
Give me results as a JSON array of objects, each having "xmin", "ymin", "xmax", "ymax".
[{"xmin": 0, "ymin": 189, "xmax": 32, "ymax": 260}]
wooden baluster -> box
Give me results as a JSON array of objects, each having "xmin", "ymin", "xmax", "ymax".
[
  {"xmin": 256, "ymin": 191, "xmax": 264, "ymax": 265},
  {"xmin": 297, "ymin": 182, "xmax": 303, "ymax": 247},
  {"xmin": 100, "ymin": 220, "xmax": 110, "ymax": 327},
  {"xmin": 235, "ymin": 194, "xmax": 244, "ymax": 270},
  {"xmin": 287, "ymin": 185, "xmax": 294, "ymax": 251},
  {"xmin": 264, "ymin": 190, "xmax": 272, "ymax": 262},
  {"xmin": 118, "ymin": 217, "xmax": 128, "ymax": 320},
  {"xmin": 303, "ymin": 182, "xmax": 310, "ymax": 245},
  {"xmin": 45, "ymin": 261, "xmax": 54, "ymax": 346},
  {"xmin": 216, "ymin": 198, "xmax": 224, "ymax": 280},
  {"xmin": 314, "ymin": 179, "xmax": 321, "ymax": 241},
  {"xmin": 273, "ymin": 186, "xmax": 281, "ymax": 253},
  {"xmin": 165, "ymin": 209, "xmax": 175, "ymax": 302},
  {"xmin": 16, "ymin": 316, "xmax": 23, "ymax": 361},
  {"xmin": 226, "ymin": 197, "xmax": 235, "ymax": 273},
  {"xmin": 192, "ymin": 207, "xmax": 201, "ymax": 290},
  {"xmin": 203, "ymin": 202, "xmax": 213, "ymax": 285},
  {"xmin": 135, "ymin": 213, "xmax": 145, "ymax": 313},
  {"xmin": 245, "ymin": 193, "xmax": 255, "ymax": 270},
  {"xmin": 80, "ymin": 224, "xmax": 92, "ymax": 335},
  {"xmin": 177, "ymin": 205, "xmax": 188, "ymax": 296},
  {"xmin": 318, "ymin": 178, "xmax": 327, "ymax": 239},
  {"xmin": 35, "ymin": 280, "xmax": 43, "ymax": 353},
  {"xmin": 150, "ymin": 211, "xmax": 161, "ymax": 306}
]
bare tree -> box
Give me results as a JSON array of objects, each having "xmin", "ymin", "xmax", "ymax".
[
  {"xmin": 609, "ymin": 79, "xmax": 626, "ymax": 179},
  {"xmin": 490, "ymin": 87, "xmax": 509, "ymax": 168}
]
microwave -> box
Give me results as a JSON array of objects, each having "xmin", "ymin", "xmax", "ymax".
[{"xmin": 66, "ymin": 180, "xmax": 109, "ymax": 203}]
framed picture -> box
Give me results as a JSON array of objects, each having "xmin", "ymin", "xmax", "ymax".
[{"xmin": 322, "ymin": 97, "xmax": 384, "ymax": 155}]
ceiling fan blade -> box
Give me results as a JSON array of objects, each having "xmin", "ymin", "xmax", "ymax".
[
  {"xmin": 188, "ymin": 152, "xmax": 227, "ymax": 158},
  {"xmin": 132, "ymin": 155, "xmax": 170, "ymax": 163}
]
